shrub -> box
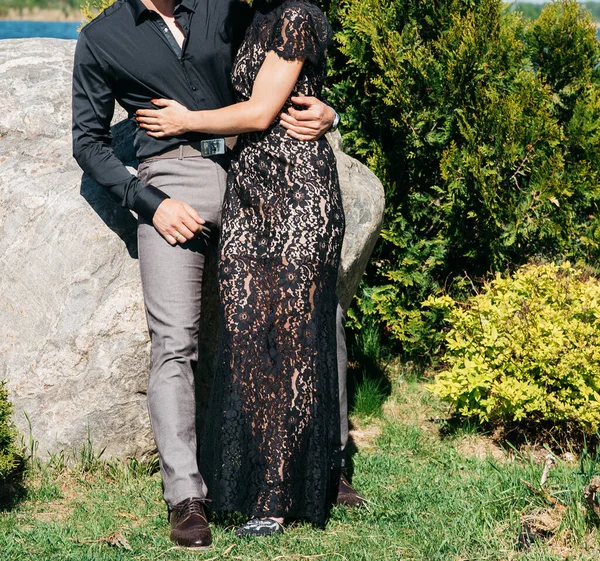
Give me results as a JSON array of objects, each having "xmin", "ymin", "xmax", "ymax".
[
  {"xmin": 324, "ymin": 0, "xmax": 600, "ymax": 361},
  {"xmin": 0, "ymin": 381, "xmax": 20, "ymax": 482},
  {"xmin": 528, "ymin": 0, "xmax": 600, "ymax": 120},
  {"xmin": 427, "ymin": 262, "xmax": 600, "ymax": 432}
]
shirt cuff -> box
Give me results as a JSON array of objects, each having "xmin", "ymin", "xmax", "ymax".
[{"xmin": 131, "ymin": 184, "xmax": 170, "ymax": 222}]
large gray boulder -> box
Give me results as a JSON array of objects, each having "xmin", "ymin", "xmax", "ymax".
[{"xmin": 0, "ymin": 39, "xmax": 385, "ymax": 459}]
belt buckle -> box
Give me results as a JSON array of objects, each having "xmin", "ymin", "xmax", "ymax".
[{"xmin": 200, "ymin": 138, "xmax": 226, "ymax": 157}]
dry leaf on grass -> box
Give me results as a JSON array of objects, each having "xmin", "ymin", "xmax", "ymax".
[
  {"xmin": 74, "ymin": 530, "xmax": 132, "ymax": 551},
  {"xmin": 101, "ymin": 531, "xmax": 132, "ymax": 550},
  {"xmin": 518, "ymin": 504, "xmax": 566, "ymax": 551}
]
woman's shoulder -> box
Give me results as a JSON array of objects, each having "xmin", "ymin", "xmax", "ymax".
[
  {"xmin": 275, "ymin": 0, "xmax": 330, "ymax": 46},
  {"xmin": 250, "ymin": 0, "xmax": 331, "ymax": 60},
  {"xmin": 277, "ymin": 0, "xmax": 327, "ymax": 25}
]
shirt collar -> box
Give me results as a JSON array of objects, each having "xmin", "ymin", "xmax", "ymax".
[
  {"xmin": 177, "ymin": 0, "xmax": 196, "ymax": 14},
  {"xmin": 128, "ymin": 0, "xmax": 196, "ymax": 25}
]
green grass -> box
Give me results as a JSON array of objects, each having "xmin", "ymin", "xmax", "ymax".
[
  {"xmin": 351, "ymin": 376, "xmax": 388, "ymax": 418},
  {"xmin": 2, "ymin": 364, "xmax": 600, "ymax": 560}
]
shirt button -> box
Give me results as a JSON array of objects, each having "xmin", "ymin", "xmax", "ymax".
[
  {"xmin": 164, "ymin": 27, "xmax": 168, "ymax": 33},
  {"xmin": 191, "ymin": 86, "xmax": 197, "ymax": 91}
]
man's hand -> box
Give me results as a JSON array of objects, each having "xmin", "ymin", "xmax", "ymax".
[
  {"xmin": 136, "ymin": 99, "xmax": 191, "ymax": 138},
  {"xmin": 152, "ymin": 199, "xmax": 205, "ymax": 246},
  {"xmin": 280, "ymin": 95, "xmax": 336, "ymax": 141}
]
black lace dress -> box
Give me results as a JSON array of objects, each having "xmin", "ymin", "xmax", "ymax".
[{"xmin": 201, "ymin": 0, "xmax": 345, "ymax": 527}]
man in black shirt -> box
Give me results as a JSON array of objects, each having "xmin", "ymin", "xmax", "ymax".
[{"xmin": 73, "ymin": 0, "xmax": 361, "ymax": 549}]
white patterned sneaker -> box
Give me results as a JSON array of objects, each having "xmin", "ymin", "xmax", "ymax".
[{"xmin": 235, "ymin": 518, "xmax": 284, "ymax": 537}]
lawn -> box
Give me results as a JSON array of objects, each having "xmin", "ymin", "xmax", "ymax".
[{"xmin": 2, "ymin": 363, "xmax": 600, "ymax": 561}]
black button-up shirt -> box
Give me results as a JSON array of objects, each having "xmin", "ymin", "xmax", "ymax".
[{"xmin": 72, "ymin": 0, "xmax": 249, "ymax": 221}]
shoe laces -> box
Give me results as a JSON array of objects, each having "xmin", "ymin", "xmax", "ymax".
[{"xmin": 174, "ymin": 497, "xmax": 210, "ymax": 518}]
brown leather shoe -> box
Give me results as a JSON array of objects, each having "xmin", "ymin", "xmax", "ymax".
[
  {"xmin": 336, "ymin": 474, "xmax": 366, "ymax": 507},
  {"xmin": 169, "ymin": 497, "xmax": 212, "ymax": 549}
]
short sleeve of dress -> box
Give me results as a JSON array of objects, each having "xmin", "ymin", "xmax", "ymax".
[{"xmin": 267, "ymin": 4, "xmax": 331, "ymax": 66}]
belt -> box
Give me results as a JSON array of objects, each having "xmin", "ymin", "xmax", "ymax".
[{"xmin": 142, "ymin": 137, "xmax": 236, "ymax": 162}]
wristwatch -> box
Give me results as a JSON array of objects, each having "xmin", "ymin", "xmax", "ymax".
[{"xmin": 330, "ymin": 110, "xmax": 341, "ymax": 132}]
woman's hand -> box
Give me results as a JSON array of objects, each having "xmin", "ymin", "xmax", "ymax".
[{"xmin": 136, "ymin": 99, "xmax": 191, "ymax": 138}]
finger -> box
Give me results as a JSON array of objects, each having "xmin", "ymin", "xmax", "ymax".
[
  {"xmin": 182, "ymin": 203, "xmax": 206, "ymax": 225},
  {"xmin": 136, "ymin": 116, "xmax": 160, "ymax": 124},
  {"xmin": 136, "ymin": 109, "xmax": 161, "ymax": 117},
  {"xmin": 288, "ymin": 107, "xmax": 319, "ymax": 122},
  {"xmin": 285, "ymin": 129, "xmax": 316, "ymax": 141},
  {"xmin": 279, "ymin": 113, "xmax": 300, "ymax": 127},
  {"xmin": 171, "ymin": 229, "xmax": 190, "ymax": 244},
  {"xmin": 151, "ymin": 98, "xmax": 172, "ymax": 107},
  {"xmin": 147, "ymin": 131, "xmax": 165, "ymax": 138},
  {"xmin": 173, "ymin": 223, "xmax": 195, "ymax": 241},
  {"xmin": 164, "ymin": 233, "xmax": 178, "ymax": 246},
  {"xmin": 139, "ymin": 123, "xmax": 163, "ymax": 131},
  {"xmin": 280, "ymin": 121, "xmax": 318, "ymax": 136},
  {"xmin": 282, "ymin": 118, "xmax": 319, "ymax": 131},
  {"xmin": 280, "ymin": 114, "xmax": 318, "ymax": 130},
  {"xmin": 180, "ymin": 214, "xmax": 202, "ymax": 235}
]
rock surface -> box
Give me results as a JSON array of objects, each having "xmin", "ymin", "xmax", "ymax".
[{"xmin": 0, "ymin": 39, "xmax": 385, "ymax": 459}]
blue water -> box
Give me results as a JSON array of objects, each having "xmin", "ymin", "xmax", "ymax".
[
  {"xmin": 0, "ymin": 19, "xmax": 597, "ymax": 41},
  {"xmin": 0, "ymin": 20, "xmax": 79, "ymax": 40}
]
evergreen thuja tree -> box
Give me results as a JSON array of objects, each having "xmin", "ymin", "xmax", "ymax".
[{"xmin": 325, "ymin": 0, "xmax": 600, "ymax": 361}]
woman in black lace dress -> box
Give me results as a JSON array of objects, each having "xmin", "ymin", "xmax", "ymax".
[{"xmin": 136, "ymin": 0, "xmax": 344, "ymax": 535}]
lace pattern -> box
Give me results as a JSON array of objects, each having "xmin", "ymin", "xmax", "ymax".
[
  {"xmin": 200, "ymin": 0, "xmax": 344, "ymax": 527},
  {"xmin": 267, "ymin": 1, "xmax": 331, "ymax": 66}
]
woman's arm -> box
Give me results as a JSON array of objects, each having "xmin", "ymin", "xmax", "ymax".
[{"xmin": 136, "ymin": 52, "xmax": 305, "ymax": 138}]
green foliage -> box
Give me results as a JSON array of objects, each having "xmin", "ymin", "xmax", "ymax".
[
  {"xmin": 0, "ymin": 0, "xmax": 79, "ymax": 17},
  {"xmin": 323, "ymin": 0, "xmax": 600, "ymax": 362},
  {"xmin": 81, "ymin": 0, "xmax": 114, "ymax": 22},
  {"xmin": 508, "ymin": 3, "xmax": 545, "ymax": 20},
  {"xmin": 0, "ymin": 381, "xmax": 20, "ymax": 483},
  {"xmin": 428, "ymin": 262, "xmax": 600, "ymax": 432},
  {"xmin": 528, "ymin": 0, "xmax": 600, "ymax": 114},
  {"xmin": 510, "ymin": 2, "xmax": 600, "ymax": 22}
]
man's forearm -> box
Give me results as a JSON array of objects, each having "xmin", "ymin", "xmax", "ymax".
[{"xmin": 72, "ymin": 133, "xmax": 169, "ymax": 221}]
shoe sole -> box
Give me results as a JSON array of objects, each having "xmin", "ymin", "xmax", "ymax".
[{"xmin": 175, "ymin": 544, "xmax": 212, "ymax": 551}]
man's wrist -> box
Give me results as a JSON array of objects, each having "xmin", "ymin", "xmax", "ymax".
[
  {"xmin": 132, "ymin": 184, "xmax": 171, "ymax": 222},
  {"xmin": 330, "ymin": 109, "xmax": 341, "ymax": 133}
]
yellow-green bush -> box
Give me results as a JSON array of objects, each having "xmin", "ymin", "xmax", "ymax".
[{"xmin": 427, "ymin": 262, "xmax": 600, "ymax": 432}]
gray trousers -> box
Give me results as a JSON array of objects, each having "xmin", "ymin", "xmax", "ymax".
[{"xmin": 137, "ymin": 155, "xmax": 348, "ymax": 508}]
